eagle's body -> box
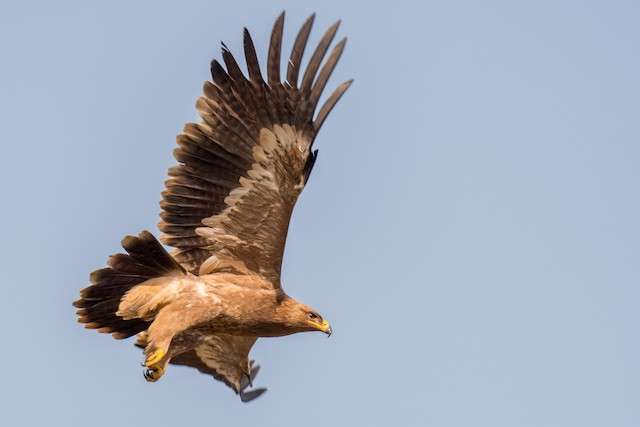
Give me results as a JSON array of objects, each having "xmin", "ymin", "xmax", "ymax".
[
  {"xmin": 123, "ymin": 272, "xmax": 317, "ymax": 338},
  {"xmin": 74, "ymin": 12, "xmax": 349, "ymax": 402}
]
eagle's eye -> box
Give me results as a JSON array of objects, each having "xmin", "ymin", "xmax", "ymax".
[{"xmin": 307, "ymin": 311, "xmax": 321, "ymax": 321}]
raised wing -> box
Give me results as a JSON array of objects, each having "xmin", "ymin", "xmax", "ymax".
[{"xmin": 159, "ymin": 12, "xmax": 351, "ymax": 282}]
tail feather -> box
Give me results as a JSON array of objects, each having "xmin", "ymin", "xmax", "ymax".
[{"xmin": 74, "ymin": 230, "xmax": 185, "ymax": 340}]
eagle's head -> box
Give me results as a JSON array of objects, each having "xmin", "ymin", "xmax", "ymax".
[
  {"xmin": 300, "ymin": 307, "xmax": 332, "ymax": 336},
  {"xmin": 277, "ymin": 298, "xmax": 332, "ymax": 336}
]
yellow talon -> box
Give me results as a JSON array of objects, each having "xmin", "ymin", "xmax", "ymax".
[{"xmin": 145, "ymin": 349, "xmax": 166, "ymax": 367}]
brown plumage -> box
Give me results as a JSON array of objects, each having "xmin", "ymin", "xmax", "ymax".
[{"xmin": 73, "ymin": 12, "xmax": 351, "ymax": 402}]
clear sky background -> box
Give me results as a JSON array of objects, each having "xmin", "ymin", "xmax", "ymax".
[{"xmin": 1, "ymin": 0, "xmax": 639, "ymax": 426}]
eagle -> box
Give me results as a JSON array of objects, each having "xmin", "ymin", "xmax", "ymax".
[{"xmin": 73, "ymin": 12, "xmax": 351, "ymax": 402}]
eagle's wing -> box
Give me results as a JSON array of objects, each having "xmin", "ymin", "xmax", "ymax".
[
  {"xmin": 171, "ymin": 335, "xmax": 266, "ymax": 401},
  {"xmin": 159, "ymin": 13, "xmax": 351, "ymax": 283},
  {"xmin": 136, "ymin": 333, "xmax": 265, "ymax": 401}
]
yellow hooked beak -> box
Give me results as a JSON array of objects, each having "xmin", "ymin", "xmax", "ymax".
[{"xmin": 308, "ymin": 319, "xmax": 332, "ymax": 336}]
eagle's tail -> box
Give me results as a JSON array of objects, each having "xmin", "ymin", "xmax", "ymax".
[{"xmin": 73, "ymin": 230, "xmax": 186, "ymax": 340}]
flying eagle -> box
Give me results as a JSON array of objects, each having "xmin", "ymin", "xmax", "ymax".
[{"xmin": 73, "ymin": 12, "xmax": 351, "ymax": 402}]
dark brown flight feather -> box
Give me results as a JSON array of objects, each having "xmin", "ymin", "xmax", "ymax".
[
  {"xmin": 286, "ymin": 13, "xmax": 315, "ymax": 88},
  {"xmin": 267, "ymin": 12, "xmax": 285, "ymax": 85}
]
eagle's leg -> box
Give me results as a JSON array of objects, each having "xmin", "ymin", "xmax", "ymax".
[{"xmin": 141, "ymin": 304, "xmax": 195, "ymax": 383}]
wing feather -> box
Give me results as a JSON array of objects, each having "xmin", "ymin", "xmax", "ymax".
[
  {"xmin": 314, "ymin": 79, "xmax": 353, "ymax": 134},
  {"xmin": 267, "ymin": 12, "xmax": 285, "ymax": 85},
  {"xmin": 300, "ymin": 20, "xmax": 341, "ymax": 93},
  {"xmin": 243, "ymin": 28, "xmax": 264, "ymax": 84},
  {"xmin": 286, "ymin": 14, "xmax": 315, "ymax": 88},
  {"xmin": 309, "ymin": 38, "xmax": 347, "ymax": 112}
]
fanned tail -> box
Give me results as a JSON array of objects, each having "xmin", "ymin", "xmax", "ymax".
[{"xmin": 73, "ymin": 230, "xmax": 185, "ymax": 339}]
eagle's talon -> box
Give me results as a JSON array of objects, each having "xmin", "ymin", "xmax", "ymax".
[{"xmin": 143, "ymin": 366, "xmax": 165, "ymax": 382}]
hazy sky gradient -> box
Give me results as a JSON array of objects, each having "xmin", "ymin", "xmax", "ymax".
[{"xmin": 1, "ymin": 1, "xmax": 639, "ymax": 426}]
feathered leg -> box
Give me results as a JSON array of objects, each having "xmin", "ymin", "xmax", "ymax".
[{"xmin": 142, "ymin": 303, "xmax": 198, "ymax": 382}]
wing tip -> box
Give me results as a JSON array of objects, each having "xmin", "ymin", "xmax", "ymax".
[{"xmin": 240, "ymin": 387, "xmax": 268, "ymax": 403}]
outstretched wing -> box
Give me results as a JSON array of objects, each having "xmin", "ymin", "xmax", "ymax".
[{"xmin": 159, "ymin": 12, "xmax": 351, "ymax": 282}]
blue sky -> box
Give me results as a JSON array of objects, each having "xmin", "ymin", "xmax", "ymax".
[{"xmin": 1, "ymin": 1, "xmax": 639, "ymax": 426}]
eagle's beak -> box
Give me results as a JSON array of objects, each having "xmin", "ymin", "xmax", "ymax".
[{"xmin": 309, "ymin": 319, "xmax": 332, "ymax": 336}]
